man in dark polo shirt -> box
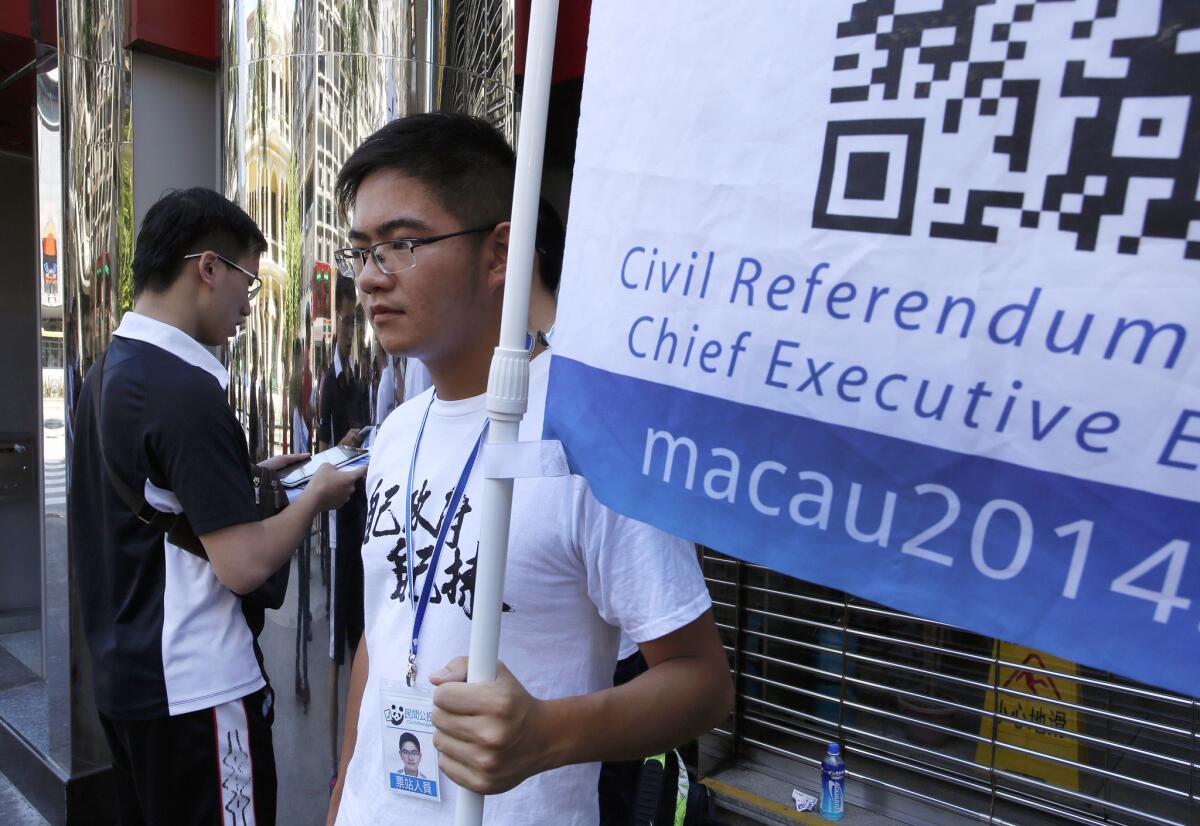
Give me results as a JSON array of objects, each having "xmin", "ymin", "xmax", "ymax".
[{"xmin": 70, "ymin": 188, "xmax": 365, "ymax": 826}]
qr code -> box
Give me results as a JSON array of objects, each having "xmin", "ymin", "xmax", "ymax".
[{"xmin": 812, "ymin": 0, "xmax": 1200, "ymax": 261}]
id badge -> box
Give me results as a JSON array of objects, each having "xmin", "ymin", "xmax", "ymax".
[{"xmin": 380, "ymin": 680, "xmax": 443, "ymax": 802}]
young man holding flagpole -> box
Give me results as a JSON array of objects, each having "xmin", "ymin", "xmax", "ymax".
[{"xmin": 324, "ymin": 112, "xmax": 733, "ymax": 826}]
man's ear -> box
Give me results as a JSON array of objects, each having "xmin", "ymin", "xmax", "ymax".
[
  {"xmin": 193, "ymin": 250, "xmax": 221, "ymax": 290},
  {"xmin": 485, "ymin": 222, "xmax": 510, "ymax": 292}
]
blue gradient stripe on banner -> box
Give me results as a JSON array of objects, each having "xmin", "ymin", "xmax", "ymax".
[{"xmin": 544, "ymin": 356, "xmax": 1199, "ymax": 698}]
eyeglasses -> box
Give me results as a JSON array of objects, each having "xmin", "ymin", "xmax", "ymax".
[
  {"xmin": 184, "ymin": 252, "xmax": 263, "ymax": 300},
  {"xmin": 334, "ymin": 225, "xmax": 496, "ymax": 278},
  {"xmin": 400, "ymin": 748, "xmax": 421, "ymax": 757}
]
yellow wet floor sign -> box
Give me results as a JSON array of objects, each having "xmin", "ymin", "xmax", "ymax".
[{"xmin": 976, "ymin": 642, "xmax": 1080, "ymax": 791}]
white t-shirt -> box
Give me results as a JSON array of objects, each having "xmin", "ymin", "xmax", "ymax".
[{"xmin": 335, "ymin": 354, "xmax": 711, "ymax": 826}]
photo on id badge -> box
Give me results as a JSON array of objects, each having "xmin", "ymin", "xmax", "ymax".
[{"xmin": 382, "ymin": 680, "xmax": 441, "ymax": 801}]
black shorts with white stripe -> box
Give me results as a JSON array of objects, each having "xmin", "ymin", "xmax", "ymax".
[{"xmin": 99, "ymin": 686, "xmax": 276, "ymax": 826}]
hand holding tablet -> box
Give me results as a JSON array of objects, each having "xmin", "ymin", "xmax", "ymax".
[{"xmin": 280, "ymin": 445, "xmax": 370, "ymax": 488}]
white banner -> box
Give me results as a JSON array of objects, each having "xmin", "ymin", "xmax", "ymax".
[{"xmin": 546, "ymin": 0, "xmax": 1200, "ymax": 696}]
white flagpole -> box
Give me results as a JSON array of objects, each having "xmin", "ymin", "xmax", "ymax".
[{"xmin": 454, "ymin": 1, "xmax": 560, "ymax": 823}]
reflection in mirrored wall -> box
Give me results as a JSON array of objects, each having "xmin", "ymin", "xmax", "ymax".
[
  {"xmin": 223, "ymin": 0, "xmax": 514, "ymax": 466},
  {"xmin": 36, "ymin": 0, "xmax": 132, "ymax": 778},
  {"xmin": 5, "ymin": 0, "xmax": 513, "ymax": 812}
]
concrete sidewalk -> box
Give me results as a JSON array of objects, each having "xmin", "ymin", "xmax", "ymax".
[{"xmin": 0, "ymin": 770, "xmax": 47, "ymax": 826}]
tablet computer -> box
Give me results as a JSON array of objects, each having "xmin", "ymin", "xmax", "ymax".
[{"xmin": 280, "ymin": 445, "xmax": 368, "ymax": 488}]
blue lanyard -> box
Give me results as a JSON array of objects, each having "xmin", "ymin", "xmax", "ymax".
[{"xmin": 403, "ymin": 395, "xmax": 489, "ymax": 686}]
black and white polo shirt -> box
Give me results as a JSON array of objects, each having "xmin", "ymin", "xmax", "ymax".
[{"xmin": 70, "ymin": 312, "xmax": 265, "ymax": 720}]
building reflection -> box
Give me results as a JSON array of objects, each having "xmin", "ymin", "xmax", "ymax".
[{"xmin": 226, "ymin": 0, "xmax": 514, "ymax": 465}]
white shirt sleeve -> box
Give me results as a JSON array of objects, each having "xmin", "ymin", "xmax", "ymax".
[{"xmin": 571, "ymin": 478, "xmax": 712, "ymax": 646}]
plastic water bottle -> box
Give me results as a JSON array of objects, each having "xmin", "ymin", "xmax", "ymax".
[{"xmin": 820, "ymin": 742, "xmax": 845, "ymax": 820}]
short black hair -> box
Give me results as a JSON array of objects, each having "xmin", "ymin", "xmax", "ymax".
[
  {"xmin": 336, "ymin": 112, "xmax": 515, "ymax": 229},
  {"xmin": 335, "ymin": 275, "xmax": 357, "ymax": 313},
  {"xmin": 132, "ymin": 188, "xmax": 266, "ymax": 297},
  {"xmin": 398, "ymin": 732, "xmax": 420, "ymax": 753},
  {"xmin": 535, "ymin": 199, "xmax": 565, "ymax": 295}
]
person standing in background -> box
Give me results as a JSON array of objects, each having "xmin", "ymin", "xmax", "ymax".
[
  {"xmin": 373, "ymin": 346, "xmax": 399, "ymax": 428},
  {"xmin": 319, "ymin": 275, "xmax": 371, "ymax": 788},
  {"xmin": 290, "ymin": 337, "xmax": 316, "ymax": 708}
]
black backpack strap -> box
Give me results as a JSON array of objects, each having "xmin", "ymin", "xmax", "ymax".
[
  {"xmin": 631, "ymin": 753, "xmax": 668, "ymax": 826},
  {"xmin": 92, "ymin": 349, "xmax": 207, "ymax": 557}
]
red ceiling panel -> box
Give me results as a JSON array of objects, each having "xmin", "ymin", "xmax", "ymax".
[
  {"xmin": 0, "ymin": 1, "xmax": 56, "ymax": 45},
  {"xmin": 125, "ymin": 0, "xmax": 220, "ymax": 69}
]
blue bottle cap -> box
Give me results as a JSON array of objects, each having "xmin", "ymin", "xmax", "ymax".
[{"xmin": 828, "ymin": 742, "xmax": 841, "ymax": 755}]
